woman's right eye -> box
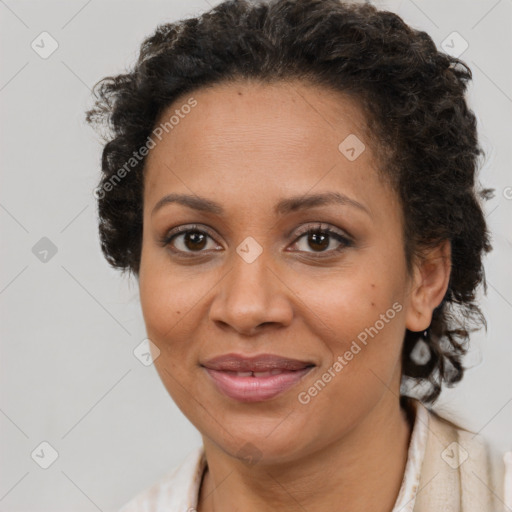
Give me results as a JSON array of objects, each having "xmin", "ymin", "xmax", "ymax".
[{"xmin": 161, "ymin": 225, "xmax": 221, "ymax": 255}]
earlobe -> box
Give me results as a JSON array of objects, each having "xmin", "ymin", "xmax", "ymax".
[{"xmin": 405, "ymin": 240, "xmax": 451, "ymax": 333}]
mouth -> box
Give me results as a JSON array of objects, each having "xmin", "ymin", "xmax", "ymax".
[{"xmin": 201, "ymin": 353, "xmax": 315, "ymax": 402}]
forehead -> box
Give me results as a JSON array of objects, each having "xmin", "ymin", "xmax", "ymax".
[
  {"xmin": 142, "ymin": 79, "xmax": 386, "ymax": 215},
  {"xmin": 148, "ymin": 79, "xmax": 370, "ymax": 156}
]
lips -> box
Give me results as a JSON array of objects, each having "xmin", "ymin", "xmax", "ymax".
[
  {"xmin": 201, "ymin": 353, "xmax": 315, "ymax": 402},
  {"xmin": 202, "ymin": 353, "xmax": 313, "ymax": 372}
]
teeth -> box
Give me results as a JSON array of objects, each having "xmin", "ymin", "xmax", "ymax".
[
  {"xmin": 253, "ymin": 371, "xmax": 271, "ymax": 377},
  {"xmin": 232, "ymin": 369, "xmax": 291, "ymax": 377}
]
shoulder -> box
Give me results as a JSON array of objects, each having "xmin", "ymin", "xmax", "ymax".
[
  {"xmin": 416, "ymin": 402, "xmax": 511, "ymax": 512},
  {"xmin": 118, "ymin": 445, "xmax": 205, "ymax": 512}
]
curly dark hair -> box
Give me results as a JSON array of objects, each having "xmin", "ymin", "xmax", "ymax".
[{"xmin": 85, "ymin": 0, "xmax": 492, "ymax": 404}]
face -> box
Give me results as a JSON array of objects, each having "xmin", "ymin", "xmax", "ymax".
[{"xmin": 138, "ymin": 79, "xmax": 418, "ymax": 464}]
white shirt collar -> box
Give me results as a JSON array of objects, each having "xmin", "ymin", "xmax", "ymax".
[{"xmin": 391, "ymin": 397, "xmax": 430, "ymax": 512}]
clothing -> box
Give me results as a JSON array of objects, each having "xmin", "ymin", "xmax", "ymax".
[{"xmin": 119, "ymin": 398, "xmax": 511, "ymax": 511}]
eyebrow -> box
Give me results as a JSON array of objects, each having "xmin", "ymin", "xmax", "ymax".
[{"xmin": 151, "ymin": 191, "xmax": 371, "ymax": 217}]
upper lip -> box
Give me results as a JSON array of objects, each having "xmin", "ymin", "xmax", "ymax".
[{"xmin": 201, "ymin": 353, "xmax": 315, "ymax": 372}]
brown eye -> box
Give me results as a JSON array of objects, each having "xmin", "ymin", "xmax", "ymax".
[
  {"xmin": 161, "ymin": 225, "xmax": 220, "ymax": 254},
  {"xmin": 291, "ymin": 225, "xmax": 353, "ymax": 256},
  {"xmin": 306, "ymin": 231, "xmax": 330, "ymax": 252},
  {"xmin": 182, "ymin": 231, "xmax": 208, "ymax": 251}
]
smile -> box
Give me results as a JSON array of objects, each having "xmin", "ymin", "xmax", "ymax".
[{"xmin": 201, "ymin": 353, "xmax": 315, "ymax": 402}]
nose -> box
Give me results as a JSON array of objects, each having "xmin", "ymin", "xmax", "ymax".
[{"xmin": 208, "ymin": 251, "xmax": 294, "ymax": 336}]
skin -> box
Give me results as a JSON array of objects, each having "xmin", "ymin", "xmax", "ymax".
[{"xmin": 137, "ymin": 79, "xmax": 451, "ymax": 512}]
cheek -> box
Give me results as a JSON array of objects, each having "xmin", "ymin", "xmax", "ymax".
[
  {"xmin": 139, "ymin": 267, "xmax": 173, "ymax": 341},
  {"xmin": 291, "ymin": 264, "xmax": 407, "ymax": 389},
  {"xmin": 294, "ymin": 267, "xmax": 404, "ymax": 337},
  {"xmin": 139, "ymin": 238, "xmax": 202, "ymax": 342},
  {"xmin": 138, "ymin": 260, "xmax": 205, "ymax": 407},
  {"xmin": 139, "ymin": 272, "xmax": 201, "ymax": 347}
]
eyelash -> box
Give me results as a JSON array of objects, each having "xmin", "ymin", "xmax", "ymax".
[{"xmin": 159, "ymin": 223, "xmax": 353, "ymax": 258}]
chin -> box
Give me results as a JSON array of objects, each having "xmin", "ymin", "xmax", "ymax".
[{"xmin": 203, "ymin": 412, "xmax": 318, "ymax": 466}]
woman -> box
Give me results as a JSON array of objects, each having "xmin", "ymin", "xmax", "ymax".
[{"xmin": 86, "ymin": 0, "xmax": 511, "ymax": 510}]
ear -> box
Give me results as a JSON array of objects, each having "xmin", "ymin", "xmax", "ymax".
[{"xmin": 405, "ymin": 240, "xmax": 451, "ymax": 332}]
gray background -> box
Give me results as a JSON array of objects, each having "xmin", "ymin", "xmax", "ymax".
[{"xmin": 1, "ymin": 0, "xmax": 511, "ymax": 510}]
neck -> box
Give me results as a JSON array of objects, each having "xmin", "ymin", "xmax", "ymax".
[{"xmin": 198, "ymin": 394, "xmax": 414, "ymax": 512}]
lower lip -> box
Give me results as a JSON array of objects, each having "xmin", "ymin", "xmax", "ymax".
[{"xmin": 203, "ymin": 367, "xmax": 314, "ymax": 402}]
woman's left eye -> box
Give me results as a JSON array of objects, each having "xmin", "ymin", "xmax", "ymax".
[{"xmin": 290, "ymin": 225, "xmax": 352, "ymax": 255}]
